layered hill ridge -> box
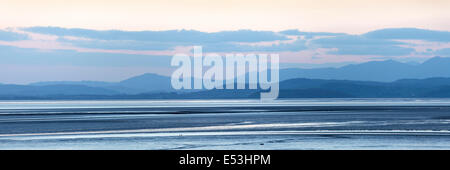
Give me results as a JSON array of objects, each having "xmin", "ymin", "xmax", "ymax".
[{"xmin": 2, "ymin": 56, "xmax": 450, "ymax": 99}]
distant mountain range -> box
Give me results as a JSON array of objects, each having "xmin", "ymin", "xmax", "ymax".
[
  {"xmin": 3, "ymin": 77, "xmax": 450, "ymax": 99},
  {"xmin": 29, "ymin": 73, "xmax": 172, "ymax": 94},
  {"xmin": 2, "ymin": 56, "xmax": 450, "ymax": 99},
  {"xmin": 280, "ymin": 56, "xmax": 450, "ymax": 82}
]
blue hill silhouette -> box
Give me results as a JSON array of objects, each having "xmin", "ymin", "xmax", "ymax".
[
  {"xmin": 280, "ymin": 56, "xmax": 450, "ymax": 82},
  {"xmin": 3, "ymin": 56, "xmax": 450, "ymax": 99}
]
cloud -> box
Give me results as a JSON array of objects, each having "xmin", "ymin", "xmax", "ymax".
[
  {"xmin": 3, "ymin": 27, "xmax": 450, "ymax": 84},
  {"xmin": 200, "ymin": 39, "xmax": 308, "ymax": 53},
  {"xmin": 0, "ymin": 45, "xmax": 173, "ymax": 67},
  {"xmin": 58, "ymin": 38, "xmax": 179, "ymax": 51},
  {"xmin": 363, "ymin": 28, "xmax": 450, "ymax": 42},
  {"xmin": 21, "ymin": 27, "xmax": 298, "ymax": 51},
  {"xmin": 279, "ymin": 29, "xmax": 347, "ymax": 38},
  {"xmin": 23, "ymin": 27, "xmax": 289, "ymax": 43},
  {"xmin": 2, "ymin": 27, "xmax": 447, "ymax": 67},
  {"xmin": 0, "ymin": 30, "xmax": 29, "ymax": 41},
  {"xmin": 435, "ymin": 48, "xmax": 450, "ymax": 57},
  {"xmin": 311, "ymin": 35, "xmax": 415, "ymax": 56}
]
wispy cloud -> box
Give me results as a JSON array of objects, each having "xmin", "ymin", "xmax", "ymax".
[
  {"xmin": 0, "ymin": 29, "xmax": 29, "ymax": 41},
  {"xmin": 363, "ymin": 28, "xmax": 450, "ymax": 42},
  {"xmin": 1, "ymin": 27, "xmax": 450, "ymax": 66}
]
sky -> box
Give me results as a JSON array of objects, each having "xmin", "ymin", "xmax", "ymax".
[
  {"xmin": 0, "ymin": 0, "xmax": 450, "ymax": 84},
  {"xmin": 1, "ymin": 0, "xmax": 450, "ymax": 33}
]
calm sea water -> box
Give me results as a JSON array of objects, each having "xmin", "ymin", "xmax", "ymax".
[{"xmin": 0, "ymin": 99, "xmax": 450, "ymax": 150}]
